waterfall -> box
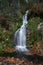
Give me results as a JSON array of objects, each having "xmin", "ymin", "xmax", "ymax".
[{"xmin": 14, "ymin": 10, "xmax": 28, "ymax": 52}]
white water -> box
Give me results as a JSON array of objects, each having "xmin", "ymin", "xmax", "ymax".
[{"xmin": 14, "ymin": 10, "xmax": 28, "ymax": 52}]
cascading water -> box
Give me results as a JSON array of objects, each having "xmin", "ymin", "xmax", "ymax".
[{"xmin": 14, "ymin": 10, "xmax": 28, "ymax": 52}]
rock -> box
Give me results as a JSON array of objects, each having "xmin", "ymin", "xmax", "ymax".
[{"xmin": 23, "ymin": 50, "xmax": 32, "ymax": 55}]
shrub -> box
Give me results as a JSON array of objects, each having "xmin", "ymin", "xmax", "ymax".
[{"xmin": 27, "ymin": 17, "xmax": 41, "ymax": 48}]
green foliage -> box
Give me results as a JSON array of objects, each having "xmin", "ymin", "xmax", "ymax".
[
  {"xmin": 0, "ymin": 18, "xmax": 22, "ymax": 51},
  {"xmin": 7, "ymin": 43, "xmax": 14, "ymax": 48},
  {"xmin": 27, "ymin": 17, "xmax": 41, "ymax": 48},
  {"xmin": 0, "ymin": 0, "xmax": 43, "ymax": 52},
  {"xmin": 0, "ymin": 43, "xmax": 3, "ymax": 52},
  {"xmin": 27, "ymin": 17, "xmax": 40, "ymax": 31},
  {"xmin": 0, "ymin": 24, "xmax": 14, "ymax": 48},
  {"xmin": 0, "ymin": 16, "xmax": 42, "ymax": 52}
]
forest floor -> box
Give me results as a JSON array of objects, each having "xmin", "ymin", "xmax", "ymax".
[
  {"xmin": 0, "ymin": 56, "xmax": 43, "ymax": 65},
  {"xmin": 0, "ymin": 42, "xmax": 43, "ymax": 65}
]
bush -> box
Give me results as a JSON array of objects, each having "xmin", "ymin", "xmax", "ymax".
[
  {"xmin": 0, "ymin": 43, "xmax": 3, "ymax": 52},
  {"xmin": 27, "ymin": 17, "xmax": 41, "ymax": 48}
]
